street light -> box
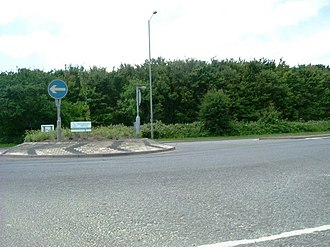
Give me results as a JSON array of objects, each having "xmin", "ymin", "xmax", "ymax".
[
  {"xmin": 136, "ymin": 86, "xmax": 146, "ymax": 136},
  {"xmin": 148, "ymin": 10, "xmax": 157, "ymax": 139}
]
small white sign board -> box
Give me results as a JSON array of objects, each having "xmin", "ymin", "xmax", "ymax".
[
  {"xmin": 70, "ymin": 121, "xmax": 92, "ymax": 132},
  {"xmin": 41, "ymin": 124, "xmax": 55, "ymax": 132}
]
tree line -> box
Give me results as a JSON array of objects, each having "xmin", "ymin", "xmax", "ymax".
[{"xmin": 0, "ymin": 58, "xmax": 329, "ymax": 142}]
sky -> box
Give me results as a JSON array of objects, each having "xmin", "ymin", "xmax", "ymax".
[{"xmin": 0, "ymin": 0, "xmax": 330, "ymax": 72}]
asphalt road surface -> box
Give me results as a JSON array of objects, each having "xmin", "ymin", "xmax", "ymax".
[{"xmin": 0, "ymin": 138, "xmax": 329, "ymax": 247}]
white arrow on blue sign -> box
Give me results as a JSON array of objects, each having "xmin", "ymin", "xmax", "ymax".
[{"xmin": 48, "ymin": 79, "xmax": 68, "ymax": 99}]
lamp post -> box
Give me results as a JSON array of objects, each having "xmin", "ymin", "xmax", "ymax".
[
  {"xmin": 148, "ymin": 11, "xmax": 157, "ymax": 139},
  {"xmin": 136, "ymin": 86, "xmax": 146, "ymax": 136}
]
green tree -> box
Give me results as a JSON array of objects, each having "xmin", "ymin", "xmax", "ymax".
[
  {"xmin": 199, "ymin": 90, "xmax": 231, "ymax": 135},
  {"xmin": 0, "ymin": 69, "xmax": 54, "ymax": 142}
]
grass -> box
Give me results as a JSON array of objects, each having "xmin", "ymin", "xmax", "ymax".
[{"xmin": 0, "ymin": 143, "xmax": 17, "ymax": 148}]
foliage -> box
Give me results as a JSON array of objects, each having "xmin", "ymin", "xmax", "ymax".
[
  {"xmin": 140, "ymin": 121, "xmax": 207, "ymax": 139},
  {"xmin": 91, "ymin": 125, "xmax": 134, "ymax": 140},
  {"xmin": 24, "ymin": 125, "xmax": 135, "ymax": 142},
  {"xmin": 231, "ymin": 120, "xmax": 330, "ymax": 136},
  {"xmin": 24, "ymin": 130, "xmax": 56, "ymax": 142},
  {"xmin": 0, "ymin": 69, "xmax": 54, "ymax": 143},
  {"xmin": 199, "ymin": 90, "xmax": 232, "ymax": 135},
  {"xmin": 1, "ymin": 58, "xmax": 330, "ymax": 142},
  {"xmin": 23, "ymin": 120, "xmax": 330, "ymax": 142},
  {"xmin": 257, "ymin": 104, "xmax": 282, "ymax": 124}
]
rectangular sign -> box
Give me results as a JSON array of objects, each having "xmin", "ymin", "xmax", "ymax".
[
  {"xmin": 41, "ymin": 124, "xmax": 55, "ymax": 132},
  {"xmin": 70, "ymin": 121, "xmax": 92, "ymax": 132}
]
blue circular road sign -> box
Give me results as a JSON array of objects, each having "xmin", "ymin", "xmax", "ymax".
[{"xmin": 48, "ymin": 79, "xmax": 68, "ymax": 99}]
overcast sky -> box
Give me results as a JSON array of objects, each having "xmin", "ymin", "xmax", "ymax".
[{"xmin": 0, "ymin": 0, "xmax": 329, "ymax": 72}]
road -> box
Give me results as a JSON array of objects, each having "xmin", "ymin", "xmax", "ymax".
[{"xmin": 0, "ymin": 138, "xmax": 329, "ymax": 246}]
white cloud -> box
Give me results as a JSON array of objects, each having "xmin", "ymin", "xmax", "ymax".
[
  {"xmin": 0, "ymin": 0, "xmax": 329, "ymax": 71},
  {"xmin": 273, "ymin": 0, "xmax": 325, "ymax": 26}
]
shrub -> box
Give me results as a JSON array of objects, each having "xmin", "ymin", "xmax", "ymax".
[
  {"xmin": 257, "ymin": 104, "xmax": 282, "ymax": 124},
  {"xmin": 22, "ymin": 120, "xmax": 330, "ymax": 142},
  {"xmin": 231, "ymin": 120, "xmax": 330, "ymax": 136},
  {"xmin": 91, "ymin": 125, "xmax": 134, "ymax": 140},
  {"xmin": 199, "ymin": 90, "xmax": 232, "ymax": 135},
  {"xmin": 141, "ymin": 121, "xmax": 207, "ymax": 139},
  {"xmin": 24, "ymin": 130, "xmax": 56, "ymax": 142},
  {"xmin": 24, "ymin": 125, "xmax": 135, "ymax": 142}
]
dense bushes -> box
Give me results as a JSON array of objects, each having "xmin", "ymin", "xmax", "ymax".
[
  {"xmin": 141, "ymin": 121, "xmax": 207, "ymax": 139},
  {"xmin": 24, "ymin": 120, "xmax": 330, "ymax": 142},
  {"xmin": 231, "ymin": 120, "xmax": 330, "ymax": 136},
  {"xmin": 24, "ymin": 125, "xmax": 135, "ymax": 142}
]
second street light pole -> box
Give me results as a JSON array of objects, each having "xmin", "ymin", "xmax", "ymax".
[{"xmin": 148, "ymin": 11, "xmax": 157, "ymax": 139}]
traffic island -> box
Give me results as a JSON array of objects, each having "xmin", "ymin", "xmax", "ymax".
[{"xmin": 1, "ymin": 139, "xmax": 175, "ymax": 158}]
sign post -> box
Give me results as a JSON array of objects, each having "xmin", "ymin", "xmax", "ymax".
[
  {"xmin": 48, "ymin": 79, "xmax": 68, "ymax": 142},
  {"xmin": 55, "ymin": 99, "xmax": 62, "ymax": 142},
  {"xmin": 135, "ymin": 86, "xmax": 146, "ymax": 136}
]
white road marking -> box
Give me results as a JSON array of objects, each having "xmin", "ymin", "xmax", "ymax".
[
  {"xmin": 213, "ymin": 139, "xmax": 259, "ymax": 144},
  {"xmin": 197, "ymin": 225, "xmax": 330, "ymax": 247},
  {"xmin": 305, "ymin": 137, "xmax": 329, "ymax": 140}
]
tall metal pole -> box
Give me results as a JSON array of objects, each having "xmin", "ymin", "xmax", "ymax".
[{"xmin": 148, "ymin": 11, "xmax": 157, "ymax": 139}]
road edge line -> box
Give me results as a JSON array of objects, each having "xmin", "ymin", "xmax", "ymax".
[{"xmin": 197, "ymin": 225, "xmax": 330, "ymax": 247}]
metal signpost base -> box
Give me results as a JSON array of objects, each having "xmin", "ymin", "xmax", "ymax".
[{"xmin": 55, "ymin": 99, "xmax": 61, "ymax": 142}]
